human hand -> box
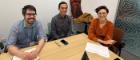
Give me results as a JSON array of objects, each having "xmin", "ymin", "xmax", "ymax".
[
  {"xmin": 17, "ymin": 51, "xmax": 33, "ymax": 60},
  {"xmin": 29, "ymin": 49, "xmax": 39, "ymax": 60},
  {"xmin": 103, "ymin": 40, "xmax": 116, "ymax": 45}
]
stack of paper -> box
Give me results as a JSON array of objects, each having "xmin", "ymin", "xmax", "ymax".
[
  {"xmin": 85, "ymin": 42, "xmax": 110, "ymax": 58},
  {"xmin": 12, "ymin": 48, "xmax": 39, "ymax": 60}
]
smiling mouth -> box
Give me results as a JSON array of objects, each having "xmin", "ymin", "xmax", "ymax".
[{"xmin": 28, "ymin": 18, "xmax": 35, "ymax": 20}]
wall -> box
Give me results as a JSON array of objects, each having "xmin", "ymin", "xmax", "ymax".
[
  {"xmin": 81, "ymin": 0, "xmax": 119, "ymax": 22},
  {"xmin": 0, "ymin": 0, "xmax": 119, "ymax": 37}
]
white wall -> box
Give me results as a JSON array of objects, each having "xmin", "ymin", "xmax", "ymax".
[
  {"xmin": 81, "ymin": 0, "xmax": 119, "ymax": 23},
  {"xmin": 0, "ymin": 0, "xmax": 119, "ymax": 38}
]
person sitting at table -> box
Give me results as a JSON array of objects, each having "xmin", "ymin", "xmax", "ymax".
[
  {"xmin": 88, "ymin": 6, "xmax": 117, "ymax": 52},
  {"xmin": 5, "ymin": 5, "xmax": 47, "ymax": 60},
  {"xmin": 50, "ymin": 1, "xmax": 73, "ymax": 40}
]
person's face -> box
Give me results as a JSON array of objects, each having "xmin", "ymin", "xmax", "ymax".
[
  {"xmin": 59, "ymin": 4, "xmax": 68, "ymax": 16},
  {"xmin": 97, "ymin": 9, "xmax": 108, "ymax": 20},
  {"xmin": 24, "ymin": 9, "xmax": 36, "ymax": 25}
]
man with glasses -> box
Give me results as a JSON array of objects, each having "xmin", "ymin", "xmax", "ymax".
[{"xmin": 6, "ymin": 5, "xmax": 47, "ymax": 60}]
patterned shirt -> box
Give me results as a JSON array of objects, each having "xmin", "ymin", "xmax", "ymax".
[
  {"xmin": 51, "ymin": 14, "xmax": 73, "ymax": 39},
  {"xmin": 6, "ymin": 20, "xmax": 47, "ymax": 48}
]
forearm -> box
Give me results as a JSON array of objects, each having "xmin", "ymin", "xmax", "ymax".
[
  {"xmin": 8, "ymin": 45, "xmax": 23, "ymax": 57},
  {"xmin": 67, "ymin": 30, "xmax": 73, "ymax": 36},
  {"xmin": 88, "ymin": 33, "xmax": 98, "ymax": 41},
  {"xmin": 35, "ymin": 39, "xmax": 45, "ymax": 54},
  {"xmin": 51, "ymin": 30, "xmax": 59, "ymax": 39},
  {"xmin": 97, "ymin": 39, "xmax": 104, "ymax": 43}
]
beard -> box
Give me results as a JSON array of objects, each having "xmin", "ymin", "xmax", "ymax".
[{"xmin": 26, "ymin": 18, "xmax": 36, "ymax": 25}]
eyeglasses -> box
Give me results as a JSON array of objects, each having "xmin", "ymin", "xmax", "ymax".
[
  {"xmin": 25, "ymin": 13, "xmax": 36, "ymax": 16},
  {"xmin": 98, "ymin": 12, "xmax": 107, "ymax": 15}
]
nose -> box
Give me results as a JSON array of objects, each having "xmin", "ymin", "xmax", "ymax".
[
  {"xmin": 63, "ymin": 8, "xmax": 67, "ymax": 12},
  {"xmin": 100, "ymin": 14, "xmax": 104, "ymax": 17},
  {"xmin": 30, "ymin": 15, "xmax": 34, "ymax": 18}
]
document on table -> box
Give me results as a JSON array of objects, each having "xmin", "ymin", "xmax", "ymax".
[
  {"xmin": 12, "ymin": 48, "xmax": 39, "ymax": 60},
  {"xmin": 85, "ymin": 42, "xmax": 110, "ymax": 58}
]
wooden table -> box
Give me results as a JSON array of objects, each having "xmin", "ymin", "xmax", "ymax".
[{"xmin": 0, "ymin": 33, "xmax": 123, "ymax": 60}]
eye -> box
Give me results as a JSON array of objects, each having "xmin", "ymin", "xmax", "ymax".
[
  {"xmin": 98, "ymin": 12, "xmax": 107, "ymax": 15},
  {"xmin": 61, "ymin": 7, "xmax": 67, "ymax": 9},
  {"xmin": 26, "ymin": 13, "xmax": 36, "ymax": 16}
]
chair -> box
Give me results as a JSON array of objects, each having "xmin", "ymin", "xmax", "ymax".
[
  {"xmin": 46, "ymin": 23, "xmax": 54, "ymax": 41},
  {"xmin": 113, "ymin": 27, "xmax": 125, "ymax": 56}
]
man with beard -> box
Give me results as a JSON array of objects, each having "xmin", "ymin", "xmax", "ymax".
[{"xmin": 6, "ymin": 5, "xmax": 47, "ymax": 60}]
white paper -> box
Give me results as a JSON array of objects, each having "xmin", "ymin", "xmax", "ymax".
[
  {"xmin": 12, "ymin": 48, "xmax": 39, "ymax": 60},
  {"xmin": 85, "ymin": 42, "xmax": 110, "ymax": 58}
]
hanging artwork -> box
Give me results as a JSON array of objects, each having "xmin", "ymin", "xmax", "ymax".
[{"xmin": 70, "ymin": 0, "xmax": 83, "ymax": 18}]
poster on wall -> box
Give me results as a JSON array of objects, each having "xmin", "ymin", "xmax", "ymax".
[{"xmin": 70, "ymin": 0, "xmax": 83, "ymax": 18}]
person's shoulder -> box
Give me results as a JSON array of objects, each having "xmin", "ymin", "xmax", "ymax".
[
  {"xmin": 107, "ymin": 20, "xmax": 113, "ymax": 25},
  {"xmin": 51, "ymin": 14, "xmax": 59, "ymax": 22},
  {"xmin": 66, "ymin": 15, "xmax": 72, "ymax": 20},
  {"xmin": 12, "ymin": 20, "xmax": 23, "ymax": 27},
  {"xmin": 10, "ymin": 20, "xmax": 23, "ymax": 32},
  {"xmin": 64, "ymin": 14, "xmax": 71, "ymax": 18},
  {"xmin": 106, "ymin": 20, "xmax": 114, "ymax": 27},
  {"xmin": 35, "ymin": 20, "xmax": 41, "ymax": 23},
  {"xmin": 34, "ymin": 20, "xmax": 42, "ymax": 26},
  {"xmin": 91, "ymin": 18, "xmax": 98, "ymax": 23},
  {"xmin": 52, "ymin": 14, "xmax": 59, "ymax": 19},
  {"xmin": 66, "ymin": 15, "xmax": 72, "ymax": 18}
]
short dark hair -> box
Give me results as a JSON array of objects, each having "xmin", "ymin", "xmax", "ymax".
[
  {"xmin": 22, "ymin": 5, "xmax": 36, "ymax": 16},
  {"xmin": 95, "ymin": 5, "xmax": 109, "ymax": 13},
  {"xmin": 58, "ymin": 1, "xmax": 67, "ymax": 9}
]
